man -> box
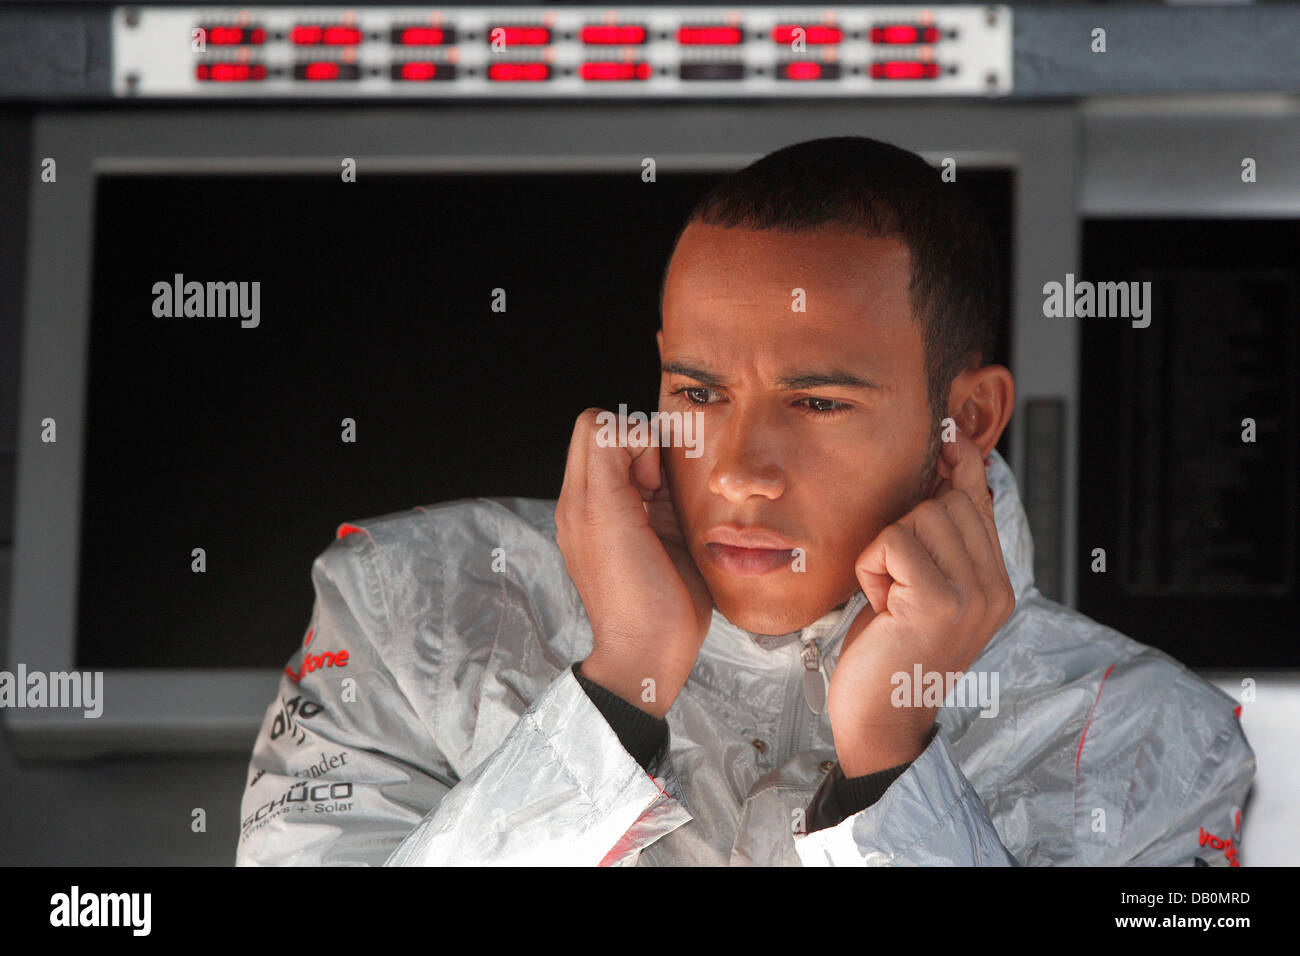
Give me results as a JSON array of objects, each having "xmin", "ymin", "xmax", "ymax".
[{"xmin": 237, "ymin": 136, "xmax": 1254, "ymax": 866}]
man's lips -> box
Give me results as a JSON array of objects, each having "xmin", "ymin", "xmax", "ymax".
[
  {"xmin": 703, "ymin": 526, "xmax": 798, "ymax": 576},
  {"xmin": 704, "ymin": 526, "xmax": 798, "ymax": 550},
  {"xmin": 704, "ymin": 544, "xmax": 793, "ymax": 576}
]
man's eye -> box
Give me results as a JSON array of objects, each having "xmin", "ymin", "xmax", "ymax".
[
  {"xmin": 671, "ymin": 386, "xmax": 716, "ymax": 405},
  {"xmin": 797, "ymin": 397, "xmax": 851, "ymax": 417},
  {"xmin": 668, "ymin": 387, "xmax": 849, "ymax": 417}
]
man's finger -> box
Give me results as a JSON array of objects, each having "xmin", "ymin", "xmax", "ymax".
[
  {"xmin": 894, "ymin": 500, "xmax": 979, "ymax": 592},
  {"xmin": 560, "ymin": 408, "xmax": 601, "ymax": 502},
  {"xmin": 932, "ymin": 429, "xmax": 1003, "ymax": 566},
  {"xmin": 628, "ymin": 430, "xmax": 663, "ymax": 493},
  {"xmin": 645, "ymin": 465, "xmax": 686, "ymax": 543},
  {"xmin": 586, "ymin": 411, "xmax": 661, "ymax": 500},
  {"xmin": 856, "ymin": 521, "xmax": 949, "ymax": 615},
  {"xmin": 938, "ymin": 487, "xmax": 1010, "ymax": 595},
  {"xmin": 941, "ymin": 428, "xmax": 997, "ymax": 528}
]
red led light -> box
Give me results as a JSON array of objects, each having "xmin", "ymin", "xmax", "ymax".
[
  {"xmin": 398, "ymin": 27, "xmax": 445, "ymax": 45},
  {"xmin": 399, "ymin": 61, "xmax": 439, "ymax": 80},
  {"xmin": 195, "ymin": 62, "xmax": 267, "ymax": 82},
  {"xmin": 202, "ymin": 25, "xmax": 266, "ymax": 45},
  {"xmin": 783, "ymin": 62, "xmax": 822, "ymax": 80},
  {"xmin": 870, "ymin": 25, "xmax": 941, "ymax": 44},
  {"xmin": 206, "ymin": 27, "xmax": 242, "ymax": 45},
  {"xmin": 869, "ymin": 60, "xmax": 941, "ymax": 80},
  {"xmin": 580, "ymin": 25, "xmax": 647, "ymax": 45},
  {"xmin": 292, "ymin": 25, "xmax": 362, "ymax": 45},
  {"xmin": 487, "ymin": 62, "xmax": 550, "ymax": 81},
  {"xmin": 677, "ymin": 26, "xmax": 743, "ymax": 45},
  {"xmin": 771, "ymin": 25, "xmax": 843, "ymax": 45},
  {"xmin": 489, "ymin": 26, "xmax": 551, "ymax": 46},
  {"xmin": 323, "ymin": 26, "xmax": 363, "ymax": 45},
  {"xmin": 303, "ymin": 61, "xmax": 340, "ymax": 81},
  {"xmin": 579, "ymin": 61, "xmax": 652, "ymax": 81}
]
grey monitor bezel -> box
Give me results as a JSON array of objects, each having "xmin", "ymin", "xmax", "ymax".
[{"xmin": 8, "ymin": 102, "xmax": 1078, "ymax": 755}]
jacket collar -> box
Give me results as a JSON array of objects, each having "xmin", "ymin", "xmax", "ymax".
[{"xmin": 710, "ymin": 447, "xmax": 1036, "ymax": 654}]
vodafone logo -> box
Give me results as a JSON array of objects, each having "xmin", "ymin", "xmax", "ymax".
[
  {"xmin": 1198, "ymin": 827, "xmax": 1240, "ymax": 867},
  {"xmin": 285, "ymin": 649, "xmax": 349, "ymax": 684}
]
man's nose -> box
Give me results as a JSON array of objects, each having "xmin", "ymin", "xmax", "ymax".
[{"xmin": 707, "ymin": 421, "xmax": 786, "ymax": 503}]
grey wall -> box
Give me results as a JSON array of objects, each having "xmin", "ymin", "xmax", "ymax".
[{"xmin": 0, "ymin": 108, "xmax": 228, "ymax": 865}]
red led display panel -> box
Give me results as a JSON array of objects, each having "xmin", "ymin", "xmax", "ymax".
[
  {"xmin": 869, "ymin": 60, "xmax": 941, "ymax": 79},
  {"xmin": 579, "ymin": 61, "xmax": 653, "ymax": 81},
  {"xmin": 487, "ymin": 26, "xmax": 551, "ymax": 45},
  {"xmin": 291, "ymin": 25, "xmax": 364, "ymax": 46},
  {"xmin": 677, "ymin": 26, "xmax": 743, "ymax": 45},
  {"xmin": 869, "ymin": 25, "xmax": 941, "ymax": 44},
  {"xmin": 195, "ymin": 62, "xmax": 268, "ymax": 82},
  {"xmin": 392, "ymin": 61, "xmax": 456, "ymax": 81},
  {"xmin": 778, "ymin": 61, "xmax": 842, "ymax": 81},
  {"xmin": 392, "ymin": 27, "xmax": 455, "ymax": 46},
  {"xmin": 580, "ymin": 25, "xmax": 648, "ymax": 45},
  {"xmin": 292, "ymin": 61, "xmax": 362, "ymax": 80},
  {"xmin": 201, "ymin": 26, "xmax": 267, "ymax": 46},
  {"xmin": 771, "ymin": 25, "xmax": 843, "ymax": 44},
  {"xmin": 487, "ymin": 62, "xmax": 551, "ymax": 81}
]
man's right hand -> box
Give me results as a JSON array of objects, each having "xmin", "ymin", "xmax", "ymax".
[{"xmin": 555, "ymin": 408, "xmax": 714, "ymax": 719}]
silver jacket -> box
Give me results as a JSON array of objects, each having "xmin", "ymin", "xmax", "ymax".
[{"xmin": 236, "ymin": 449, "xmax": 1255, "ymax": 866}]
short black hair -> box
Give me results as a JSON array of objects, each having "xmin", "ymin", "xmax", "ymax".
[{"xmin": 659, "ymin": 135, "xmax": 1002, "ymax": 428}]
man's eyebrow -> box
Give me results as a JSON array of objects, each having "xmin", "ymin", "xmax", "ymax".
[
  {"xmin": 661, "ymin": 361, "xmax": 726, "ymax": 387},
  {"xmin": 777, "ymin": 369, "xmax": 883, "ymax": 391},
  {"xmin": 662, "ymin": 361, "xmax": 882, "ymax": 391}
]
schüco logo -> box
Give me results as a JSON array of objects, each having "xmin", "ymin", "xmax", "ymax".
[
  {"xmin": 269, "ymin": 694, "xmax": 325, "ymax": 746},
  {"xmin": 241, "ymin": 780, "xmax": 355, "ymax": 834}
]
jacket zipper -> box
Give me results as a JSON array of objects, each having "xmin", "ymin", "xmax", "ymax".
[
  {"xmin": 776, "ymin": 594, "xmax": 867, "ymax": 766},
  {"xmin": 799, "ymin": 638, "xmax": 828, "ymax": 715}
]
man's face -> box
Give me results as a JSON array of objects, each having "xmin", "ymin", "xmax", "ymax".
[{"xmin": 657, "ymin": 222, "xmax": 938, "ymax": 635}]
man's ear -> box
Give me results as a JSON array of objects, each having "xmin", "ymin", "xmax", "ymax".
[{"xmin": 945, "ymin": 364, "xmax": 1015, "ymax": 460}]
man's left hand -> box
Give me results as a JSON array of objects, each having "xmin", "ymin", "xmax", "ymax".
[{"xmin": 826, "ymin": 427, "xmax": 1015, "ymax": 777}]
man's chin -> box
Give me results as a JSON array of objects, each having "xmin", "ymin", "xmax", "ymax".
[{"xmin": 709, "ymin": 587, "xmax": 837, "ymax": 637}]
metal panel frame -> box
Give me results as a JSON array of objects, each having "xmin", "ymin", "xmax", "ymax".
[
  {"xmin": 8, "ymin": 103, "xmax": 1079, "ymax": 754},
  {"xmin": 1081, "ymin": 95, "xmax": 1300, "ymax": 216},
  {"xmin": 10, "ymin": 5, "xmax": 1300, "ymax": 100}
]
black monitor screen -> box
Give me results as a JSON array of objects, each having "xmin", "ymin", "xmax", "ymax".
[
  {"xmin": 78, "ymin": 169, "xmax": 1013, "ymax": 669},
  {"xmin": 1080, "ymin": 218, "xmax": 1300, "ymax": 668}
]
